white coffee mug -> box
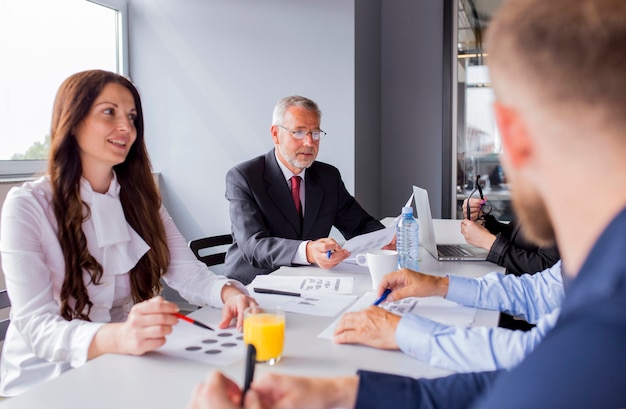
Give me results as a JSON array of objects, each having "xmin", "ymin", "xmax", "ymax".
[{"xmin": 355, "ymin": 249, "xmax": 398, "ymax": 290}]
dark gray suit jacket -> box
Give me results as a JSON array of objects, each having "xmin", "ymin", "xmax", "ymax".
[{"xmin": 223, "ymin": 149, "xmax": 384, "ymax": 284}]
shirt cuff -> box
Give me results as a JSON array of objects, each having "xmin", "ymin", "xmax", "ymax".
[
  {"xmin": 291, "ymin": 241, "xmax": 311, "ymax": 265},
  {"xmin": 70, "ymin": 321, "xmax": 107, "ymax": 368},
  {"xmin": 487, "ymin": 233, "xmax": 507, "ymax": 264},
  {"xmin": 208, "ymin": 278, "xmax": 249, "ymax": 308},
  {"xmin": 396, "ymin": 314, "xmax": 445, "ymax": 362},
  {"xmin": 445, "ymin": 274, "xmax": 480, "ymax": 307}
]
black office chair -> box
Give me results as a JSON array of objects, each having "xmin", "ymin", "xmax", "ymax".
[
  {"xmin": 0, "ymin": 289, "xmax": 11, "ymax": 342},
  {"xmin": 161, "ymin": 234, "xmax": 234, "ymax": 313},
  {"xmin": 188, "ymin": 234, "xmax": 233, "ymax": 267}
]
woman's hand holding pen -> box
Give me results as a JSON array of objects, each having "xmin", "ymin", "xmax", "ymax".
[
  {"xmin": 377, "ymin": 269, "xmax": 449, "ymax": 302},
  {"xmin": 306, "ymin": 238, "xmax": 349, "ymax": 269},
  {"xmin": 88, "ymin": 296, "xmax": 179, "ymax": 359}
]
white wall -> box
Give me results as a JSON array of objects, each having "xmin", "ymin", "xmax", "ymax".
[{"xmin": 128, "ymin": 0, "xmax": 356, "ymax": 242}]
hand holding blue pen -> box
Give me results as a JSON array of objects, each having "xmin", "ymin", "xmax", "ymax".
[
  {"xmin": 326, "ymin": 250, "xmax": 332, "ymax": 259},
  {"xmin": 373, "ymin": 288, "xmax": 392, "ymax": 306}
]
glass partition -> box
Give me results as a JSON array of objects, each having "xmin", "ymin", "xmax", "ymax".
[{"xmin": 454, "ymin": 0, "xmax": 510, "ymax": 220}]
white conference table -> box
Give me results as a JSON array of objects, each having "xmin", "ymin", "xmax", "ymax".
[{"xmin": 0, "ymin": 219, "xmax": 502, "ymax": 408}]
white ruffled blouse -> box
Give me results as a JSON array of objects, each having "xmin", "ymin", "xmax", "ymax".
[{"xmin": 0, "ymin": 175, "xmax": 244, "ymax": 396}]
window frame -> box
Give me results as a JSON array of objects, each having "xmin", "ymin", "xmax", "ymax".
[{"xmin": 0, "ymin": 0, "xmax": 129, "ymax": 177}]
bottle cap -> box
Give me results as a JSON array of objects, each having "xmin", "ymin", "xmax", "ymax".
[{"xmin": 401, "ymin": 206, "xmax": 413, "ymax": 215}]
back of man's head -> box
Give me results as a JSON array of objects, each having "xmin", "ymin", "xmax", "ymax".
[{"xmin": 487, "ymin": 0, "xmax": 626, "ymax": 133}]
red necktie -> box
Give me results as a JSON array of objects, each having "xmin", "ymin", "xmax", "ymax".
[{"xmin": 290, "ymin": 175, "xmax": 302, "ymax": 219}]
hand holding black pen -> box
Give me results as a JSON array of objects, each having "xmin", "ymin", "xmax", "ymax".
[{"xmin": 241, "ymin": 344, "xmax": 256, "ymax": 406}]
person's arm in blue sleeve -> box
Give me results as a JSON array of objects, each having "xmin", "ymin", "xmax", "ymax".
[
  {"xmin": 446, "ymin": 261, "xmax": 564, "ymax": 322},
  {"xmin": 355, "ymin": 369, "xmax": 503, "ymax": 409},
  {"xmin": 396, "ymin": 308, "xmax": 560, "ymax": 372}
]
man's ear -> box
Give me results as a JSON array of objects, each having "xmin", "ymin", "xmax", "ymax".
[
  {"xmin": 494, "ymin": 101, "xmax": 533, "ymax": 169},
  {"xmin": 270, "ymin": 125, "xmax": 280, "ymax": 144}
]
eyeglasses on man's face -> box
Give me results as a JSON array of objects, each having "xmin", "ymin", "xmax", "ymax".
[
  {"xmin": 467, "ymin": 174, "xmax": 492, "ymax": 221},
  {"xmin": 277, "ymin": 125, "xmax": 326, "ymax": 141}
]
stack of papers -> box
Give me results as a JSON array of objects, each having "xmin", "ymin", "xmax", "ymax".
[{"xmin": 247, "ymin": 275, "xmax": 358, "ymax": 317}]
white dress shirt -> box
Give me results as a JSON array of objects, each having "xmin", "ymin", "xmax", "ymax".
[
  {"xmin": 0, "ymin": 175, "xmax": 245, "ymax": 396},
  {"xmin": 274, "ymin": 150, "xmax": 310, "ymax": 265}
]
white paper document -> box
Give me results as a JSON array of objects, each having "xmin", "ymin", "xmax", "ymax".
[
  {"xmin": 248, "ymin": 275, "xmax": 355, "ymax": 295},
  {"xmin": 156, "ymin": 320, "xmax": 245, "ymax": 366},
  {"xmin": 251, "ymin": 292, "xmax": 358, "ymax": 317},
  {"xmin": 246, "ymin": 275, "xmax": 358, "ymax": 316},
  {"xmin": 318, "ymin": 292, "xmax": 476, "ymax": 339},
  {"xmin": 341, "ymin": 193, "xmax": 414, "ymax": 263},
  {"xmin": 342, "ymin": 222, "xmax": 398, "ymax": 255}
]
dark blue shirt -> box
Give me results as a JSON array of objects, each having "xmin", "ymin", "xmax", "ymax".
[{"xmin": 355, "ymin": 207, "xmax": 626, "ymax": 409}]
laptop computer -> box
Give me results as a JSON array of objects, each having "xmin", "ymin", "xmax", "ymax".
[{"xmin": 413, "ymin": 185, "xmax": 489, "ymax": 261}]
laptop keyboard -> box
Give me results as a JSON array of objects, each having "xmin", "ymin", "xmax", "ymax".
[{"xmin": 438, "ymin": 244, "xmax": 473, "ymax": 257}]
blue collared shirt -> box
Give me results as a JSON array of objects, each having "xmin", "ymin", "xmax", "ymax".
[{"xmin": 396, "ymin": 261, "xmax": 563, "ymax": 372}]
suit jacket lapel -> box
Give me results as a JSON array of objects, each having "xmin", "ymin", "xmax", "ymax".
[
  {"xmin": 264, "ymin": 150, "xmax": 302, "ymax": 235},
  {"xmin": 303, "ymin": 165, "xmax": 323, "ymax": 237}
]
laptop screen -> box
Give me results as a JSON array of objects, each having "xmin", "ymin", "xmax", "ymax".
[{"xmin": 412, "ymin": 185, "xmax": 440, "ymax": 259}]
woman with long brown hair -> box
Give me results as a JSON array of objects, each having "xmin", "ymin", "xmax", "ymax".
[{"xmin": 0, "ymin": 70, "xmax": 256, "ymax": 396}]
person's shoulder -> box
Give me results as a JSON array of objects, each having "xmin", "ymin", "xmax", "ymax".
[
  {"xmin": 6, "ymin": 176, "xmax": 51, "ymax": 201},
  {"xmin": 309, "ymin": 160, "xmax": 340, "ymax": 176},
  {"xmin": 3, "ymin": 176, "xmax": 52, "ymax": 214},
  {"xmin": 229, "ymin": 152, "xmax": 268, "ymax": 174}
]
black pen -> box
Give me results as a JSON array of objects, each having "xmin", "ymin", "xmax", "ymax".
[
  {"xmin": 241, "ymin": 344, "xmax": 256, "ymax": 406},
  {"xmin": 253, "ymin": 287, "xmax": 301, "ymax": 297}
]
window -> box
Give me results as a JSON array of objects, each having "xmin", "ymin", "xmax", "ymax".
[{"xmin": 0, "ymin": 0, "xmax": 128, "ymax": 176}]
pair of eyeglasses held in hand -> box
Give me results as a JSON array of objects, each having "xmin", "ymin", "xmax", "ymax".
[{"xmin": 467, "ymin": 175, "xmax": 492, "ymax": 222}]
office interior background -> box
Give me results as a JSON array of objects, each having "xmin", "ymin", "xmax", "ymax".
[{"xmin": 0, "ymin": 0, "xmax": 507, "ymax": 250}]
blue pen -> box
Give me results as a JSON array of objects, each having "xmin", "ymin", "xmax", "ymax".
[
  {"xmin": 373, "ymin": 288, "xmax": 392, "ymax": 306},
  {"xmin": 326, "ymin": 250, "xmax": 332, "ymax": 259}
]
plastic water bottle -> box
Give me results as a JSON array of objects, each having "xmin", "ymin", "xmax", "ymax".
[{"xmin": 396, "ymin": 206, "xmax": 419, "ymax": 271}]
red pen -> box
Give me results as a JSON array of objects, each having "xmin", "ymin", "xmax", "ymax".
[{"xmin": 175, "ymin": 313, "xmax": 214, "ymax": 331}]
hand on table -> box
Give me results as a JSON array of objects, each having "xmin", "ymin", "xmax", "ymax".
[
  {"xmin": 187, "ymin": 371, "xmax": 262, "ymax": 409},
  {"xmin": 376, "ymin": 269, "xmax": 449, "ymax": 302},
  {"xmin": 306, "ymin": 238, "xmax": 349, "ymax": 269},
  {"xmin": 220, "ymin": 284, "xmax": 258, "ymax": 331},
  {"xmin": 333, "ymin": 306, "xmax": 400, "ymax": 349},
  {"xmin": 460, "ymin": 219, "xmax": 496, "ymax": 251}
]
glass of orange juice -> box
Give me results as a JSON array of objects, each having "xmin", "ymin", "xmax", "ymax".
[{"xmin": 243, "ymin": 306, "xmax": 285, "ymax": 365}]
